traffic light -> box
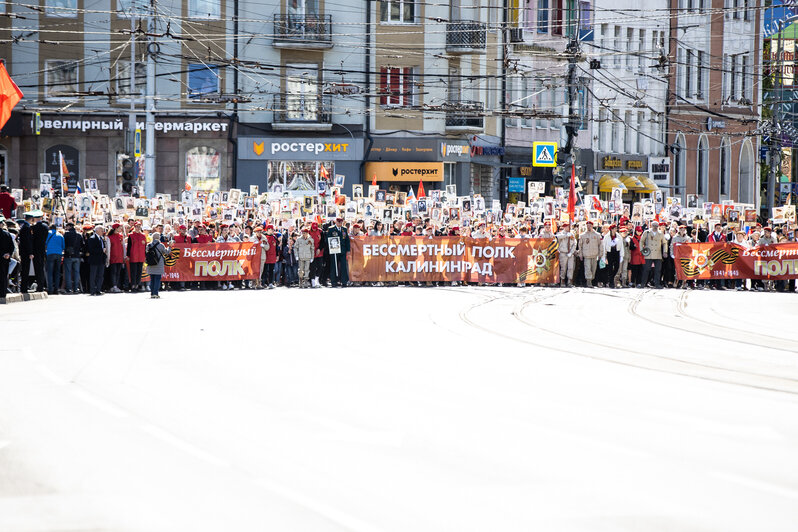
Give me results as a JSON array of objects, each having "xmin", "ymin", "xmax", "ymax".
[
  {"xmin": 552, "ymin": 151, "xmax": 574, "ymax": 187},
  {"xmin": 117, "ymin": 153, "xmax": 135, "ymax": 194}
]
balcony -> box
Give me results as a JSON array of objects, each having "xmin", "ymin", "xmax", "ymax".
[
  {"xmin": 273, "ymin": 14, "xmax": 333, "ymax": 49},
  {"xmin": 272, "ymin": 94, "xmax": 332, "ymax": 131},
  {"xmin": 445, "ymin": 100, "xmax": 484, "ymax": 132},
  {"xmin": 446, "ymin": 20, "xmax": 487, "ymax": 54}
]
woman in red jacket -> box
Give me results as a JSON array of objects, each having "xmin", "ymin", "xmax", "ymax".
[
  {"xmin": 127, "ymin": 223, "xmax": 147, "ymax": 292},
  {"xmin": 107, "ymin": 223, "xmax": 126, "ymax": 293},
  {"xmin": 629, "ymin": 226, "xmax": 645, "ymax": 287},
  {"xmin": 308, "ymin": 222, "xmax": 323, "ymax": 288},
  {"xmin": 263, "ymin": 225, "xmax": 279, "ymax": 289}
]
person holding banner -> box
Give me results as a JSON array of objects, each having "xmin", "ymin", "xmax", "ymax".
[{"xmin": 327, "ymin": 217, "xmax": 349, "ymax": 288}]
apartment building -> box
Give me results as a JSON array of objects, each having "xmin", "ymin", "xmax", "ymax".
[
  {"xmin": 0, "ymin": 0, "xmax": 241, "ymax": 195},
  {"xmin": 501, "ymin": 0, "xmax": 593, "ymax": 204},
  {"xmin": 363, "ymin": 0, "xmax": 504, "ymax": 201},
  {"xmin": 589, "ymin": 0, "xmax": 670, "ymax": 202},
  {"xmin": 234, "ymin": 0, "xmax": 367, "ymax": 197},
  {"xmin": 667, "ymin": 0, "xmax": 760, "ymax": 204}
]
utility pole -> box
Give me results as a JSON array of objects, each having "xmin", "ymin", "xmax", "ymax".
[
  {"xmin": 128, "ymin": 7, "xmax": 136, "ymax": 193},
  {"xmin": 144, "ymin": 0, "xmax": 156, "ymax": 198},
  {"xmin": 767, "ymin": 22, "xmax": 783, "ymax": 216},
  {"xmin": 561, "ymin": 13, "xmax": 581, "ymax": 187}
]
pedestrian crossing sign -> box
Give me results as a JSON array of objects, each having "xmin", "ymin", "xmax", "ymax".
[{"xmin": 533, "ymin": 142, "xmax": 558, "ymax": 167}]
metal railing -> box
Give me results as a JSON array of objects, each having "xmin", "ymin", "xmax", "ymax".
[
  {"xmin": 273, "ymin": 14, "xmax": 332, "ymax": 46},
  {"xmin": 445, "ymin": 100, "xmax": 484, "ymax": 129},
  {"xmin": 273, "ymin": 93, "xmax": 332, "ymax": 123},
  {"xmin": 446, "ymin": 20, "xmax": 487, "ymax": 52}
]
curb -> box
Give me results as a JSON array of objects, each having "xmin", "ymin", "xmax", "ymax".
[{"xmin": 0, "ymin": 292, "xmax": 49, "ymax": 305}]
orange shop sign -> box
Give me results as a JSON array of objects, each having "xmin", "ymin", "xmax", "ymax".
[{"xmin": 365, "ymin": 161, "xmax": 444, "ymax": 182}]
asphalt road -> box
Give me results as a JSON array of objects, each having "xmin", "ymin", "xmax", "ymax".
[{"xmin": 1, "ymin": 286, "xmax": 797, "ymax": 532}]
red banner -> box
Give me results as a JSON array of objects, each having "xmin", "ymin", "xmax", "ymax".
[
  {"xmin": 673, "ymin": 243, "xmax": 798, "ymax": 280},
  {"xmin": 349, "ymin": 237, "xmax": 559, "ymax": 284},
  {"xmin": 163, "ymin": 243, "xmax": 262, "ymax": 282}
]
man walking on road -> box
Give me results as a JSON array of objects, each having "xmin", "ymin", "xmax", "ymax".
[{"xmin": 640, "ymin": 221, "xmax": 668, "ymax": 289}]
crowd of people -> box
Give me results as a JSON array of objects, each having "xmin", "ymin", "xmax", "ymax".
[{"xmin": 1, "ymin": 183, "xmax": 797, "ymax": 301}]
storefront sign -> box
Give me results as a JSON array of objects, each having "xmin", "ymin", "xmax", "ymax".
[
  {"xmin": 365, "ymin": 161, "xmax": 444, "ymax": 182},
  {"xmin": 470, "ymin": 145, "xmax": 505, "ymax": 157},
  {"xmin": 241, "ymin": 137, "xmax": 364, "ymax": 161},
  {"xmin": 369, "ymin": 138, "xmax": 438, "ymax": 162},
  {"xmin": 602, "ymin": 156, "xmax": 622, "ymax": 169},
  {"xmin": 674, "ymin": 243, "xmax": 798, "ymax": 280},
  {"xmin": 518, "ymin": 166, "xmax": 533, "ymax": 177},
  {"xmin": 38, "ymin": 116, "xmax": 229, "ymax": 134},
  {"xmin": 440, "ymin": 142, "xmax": 471, "ymax": 161},
  {"xmin": 163, "ymin": 243, "xmax": 262, "ymax": 281},
  {"xmin": 649, "ymin": 157, "xmax": 671, "ymax": 184},
  {"xmin": 508, "ymin": 177, "xmax": 526, "ymax": 193},
  {"xmin": 349, "ymin": 237, "xmax": 559, "ymax": 284},
  {"xmin": 626, "ymin": 159, "xmax": 644, "ymax": 170}
]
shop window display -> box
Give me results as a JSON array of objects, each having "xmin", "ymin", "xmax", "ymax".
[{"xmin": 267, "ymin": 161, "xmax": 332, "ymax": 193}]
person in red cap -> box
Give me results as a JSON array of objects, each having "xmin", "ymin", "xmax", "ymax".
[
  {"xmin": 308, "ymin": 222, "xmax": 323, "ymax": 288},
  {"xmin": 262, "ymin": 225, "xmax": 278, "ymax": 289},
  {"xmin": 126, "ymin": 222, "xmax": 147, "ymax": 292},
  {"xmin": 401, "ymin": 222, "xmax": 414, "ymax": 236},
  {"xmin": 0, "ymin": 185, "xmax": 17, "ymax": 219},
  {"xmin": 294, "ymin": 226, "xmax": 314, "ymax": 288},
  {"xmin": 106, "ymin": 223, "xmax": 126, "ymax": 293},
  {"xmin": 170, "ymin": 224, "xmax": 193, "ymax": 290}
]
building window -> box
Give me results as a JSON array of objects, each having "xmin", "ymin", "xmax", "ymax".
[
  {"xmin": 186, "ymin": 146, "xmax": 221, "ymax": 192},
  {"xmin": 188, "ymin": 0, "xmax": 221, "ymax": 19},
  {"xmin": 379, "ymin": 67, "xmax": 416, "ymax": 107},
  {"xmin": 684, "ymin": 49, "xmax": 693, "ymax": 99},
  {"xmin": 637, "ymin": 112, "xmax": 645, "ymax": 154},
  {"xmin": 720, "ymin": 138, "xmax": 730, "ymax": 196},
  {"xmin": 626, "ymin": 28, "xmax": 634, "ymax": 70},
  {"xmin": 638, "ymin": 29, "xmax": 646, "ymax": 71},
  {"xmin": 674, "ymin": 134, "xmax": 685, "ymax": 191},
  {"xmin": 45, "ymin": 60, "xmax": 79, "ymax": 100},
  {"xmin": 116, "ymin": 61, "xmax": 145, "ymax": 101},
  {"xmin": 597, "ymin": 107, "xmax": 606, "ymax": 151},
  {"xmin": 624, "ymin": 111, "xmax": 633, "ymax": 153},
  {"xmin": 537, "ymin": 0, "xmax": 549, "ymax": 33},
  {"xmin": 697, "ymin": 135, "xmax": 708, "ymax": 196},
  {"xmin": 729, "ymin": 55, "xmax": 737, "ymax": 101},
  {"xmin": 268, "ymin": 161, "xmax": 332, "ymax": 193},
  {"xmin": 188, "ymin": 64, "xmax": 220, "ymax": 99},
  {"xmin": 45, "ymin": 0, "xmax": 77, "ymax": 17},
  {"xmin": 380, "ymin": 0, "xmax": 415, "ymax": 23},
  {"xmin": 117, "ymin": 0, "xmax": 147, "ymax": 16},
  {"xmin": 613, "ymin": 26, "xmax": 621, "ymax": 67},
  {"xmin": 695, "ymin": 50, "xmax": 704, "ymax": 100},
  {"xmin": 611, "ymin": 117, "xmax": 619, "ymax": 152}
]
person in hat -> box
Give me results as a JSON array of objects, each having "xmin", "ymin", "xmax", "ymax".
[
  {"xmin": 629, "ymin": 226, "xmax": 645, "ymax": 287},
  {"xmin": 20, "ymin": 210, "xmax": 48, "ymax": 293},
  {"xmin": 0, "ymin": 216, "xmax": 14, "ymax": 300},
  {"xmin": 63, "ymin": 221, "xmax": 83, "ymax": 294},
  {"xmin": 327, "ymin": 217, "xmax": 350, "ymax": 288},
  {"xmin": 601, "ymin": 224, "xmax": 623, "ymax": 288},
  {"xmin": 639, "ymin": 221, "xmax": 668, "ymax": 289},
  {"xmin": 261, "ymin": 225, "xmax": 279, "ymax": 289},
  {"xmin": 106, "ymin": 223, "xmax": 125, "ymax": 293},
  {"xmin": 555, "ymin": 222, "xmax": 577, "ymax": 287},
  {"xmin": 308, "ymin": 221, "xmax": 324, "ymax": 288},
  {"xmin": 670, "ymin": 225, "xmax": 692, "ymax": 289},
  {"xmin": 294, "ymin": 226, "xmax": 315, "ymax": 289},
  {"xmin": 127, "ymin": 222, "xmax": 147, "ymax": 292},
  {"xmin": 578, "ymin": 221, "xmax": 602, "ymax": 287},
  {"xmin": 85, "ymin": 225, "xmax": 108, "ymax": 295},
  {"xmin": 170, "ymin": 224, "xmax": 193, "ymax": 290},
  {"xmin": 146, "ymin": 231, "xmax": 168, "ymax": 299},
  {"xmin": 616, "ymin": 227, "xmax": 631, "ymax": 288}
]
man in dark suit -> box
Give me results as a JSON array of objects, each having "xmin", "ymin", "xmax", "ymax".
[
  {"xmin": 326, "ymin": 217, "xmax": 350, "ymax": 288},
  {"xmin": 17, "ymin": 215, "xmax": 32, "ymax": 293},
  {"xmin": 85, "ymin": 225, "xmax": 107, "ymax": 295},
  {"xmin": 31, "ymin": 210, "xmax": 49, "ymax": 292}
]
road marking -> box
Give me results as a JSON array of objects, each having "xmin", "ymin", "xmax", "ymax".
[
  {"xmin": 254, "ymin": 478, "xmax": 385, "ymax": 532},
  {"xmin": 33, "ymin": 362, "xmax": 67, "ymax": 386},
  {"xmin": 139, "ymin": 424, "xmax": 229, "ymax": 468},
  {"xmin": 711, "ymin": 471, "xmax": 798, "ymax": 500},
  {"xmin": 71, "ymin": 389, "xmax": 128, "ymax": 419}
]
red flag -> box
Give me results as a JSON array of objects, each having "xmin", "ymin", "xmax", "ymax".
[
  {"xmin": 417, "ymin": 180, "xmax": 426, "ymax": 198},
  {"xmin": 371, "ymin": 173, "xmax": 377, "ymax": 186},
  {"xmin": 567, "ymin": 164, "xmax": 576, "ymax": 222},
  {"xmin": 184, "ymin": 181, "xmax": 192, "ymax": 191},
  {"xmin": 0, "ymin": 62, "xmax": 23, "ymax": 131},
  {"xmin": 319, "ymin": 164, "xmax": 330, "ymax": 181}
]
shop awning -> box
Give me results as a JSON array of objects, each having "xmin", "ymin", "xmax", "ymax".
[
  {"xmin": 620, "ymin": 174, "xmax": 645, "ymax": 191},
  {"xmin": 637, "ymin": 175, "xmax": 659, "ymax": 193},
  {"xmin": 598, "ymin": 174, "xmax": 628, "ymax": 193}
]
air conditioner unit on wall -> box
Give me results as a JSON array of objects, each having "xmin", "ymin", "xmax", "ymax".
[{"xmin": 508, "ymin": 28, "xmax": 524, "ymax": 43}]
